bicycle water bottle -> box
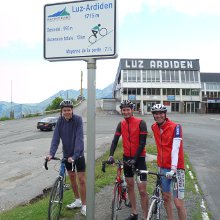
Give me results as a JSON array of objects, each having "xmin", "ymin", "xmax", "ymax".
[
  {"xmin": 122, "ymin": 174, "xmax": 127, "ymax": 188},
  {"xmin": 121, "ymin": 175, "xmax": 127, "ymax": 199}
]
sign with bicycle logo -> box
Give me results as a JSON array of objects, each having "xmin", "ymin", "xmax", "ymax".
[{"xmin": 44, "ymin": 0, "xmax": 117, "ymax": 60}]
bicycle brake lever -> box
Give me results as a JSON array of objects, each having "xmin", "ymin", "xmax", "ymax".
[
  {"xmin": 44, "ymin": 158, "xmax": 49, "ymax": 170},
  {"xmin": 102, "ymin": 162, "xmax": 106, "ymax": 172}
]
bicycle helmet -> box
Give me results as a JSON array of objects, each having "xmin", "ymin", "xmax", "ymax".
[
  {"xmin": 120, "ymin": 100, "xmax": 134, "ymax": 109},
  {"xmin": 151, "ymin": 104, "xmax": 167, "ymax": 113},
  {"xmin": 60, "ymin": 99, "xmax": 73, "ymax": 108}
]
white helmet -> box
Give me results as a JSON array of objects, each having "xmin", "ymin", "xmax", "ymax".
[{"xmin": 151, "ymin": 104, "xmax": 167, "ymax": 113}]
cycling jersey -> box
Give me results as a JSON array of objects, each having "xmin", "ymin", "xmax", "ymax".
[
  {"xmin": 50, "ymin": 114, "xmax": 84, "ymax": 160},
  {"xmin": 151, "ymin": 118, "xmax": 185, "ymax": 169},
  {"xmin": 110, "ymin": 116, "xmax": 147, "ymax": 158}
]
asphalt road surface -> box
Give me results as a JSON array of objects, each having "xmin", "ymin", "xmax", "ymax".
[{"xmin": 0, "ymin": 101, "xmax": 220, "ymax": 219}]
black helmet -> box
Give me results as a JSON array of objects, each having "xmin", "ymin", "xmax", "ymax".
[
  {"xmin": 151, "ymin": 104, "xmax": 167, "ymax": 113},
  {"xmin": 60, "ymin": 99, "xmax": 73, "ymax": 108},
  {"xmin": 120, "ymin": 100, "xmax": 134, "ymax": 109}
]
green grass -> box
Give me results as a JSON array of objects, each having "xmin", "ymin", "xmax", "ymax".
[{"xmin": 0, "ymin": 142, "xmax": 204, "ymax": 220}]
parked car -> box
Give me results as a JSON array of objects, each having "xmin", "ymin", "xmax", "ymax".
[{"xmin": 37, "ymin": 116, "xmax": 58, "ymax": 131}]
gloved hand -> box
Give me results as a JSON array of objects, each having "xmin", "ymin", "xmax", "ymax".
[
  {"xmin": 126, "ymin": 159, "xmax": 136, "ymax": 167},
  {"xmin": 108, "ymin": 156, "xmax": 115, "ymax": 164},
  {"xmin": 166, "ymin": 169, "xmax": 176, "ymax": 179},
  {"xmin": 68, "ymin": 157, "xmax": 74, "ymax": 163}
]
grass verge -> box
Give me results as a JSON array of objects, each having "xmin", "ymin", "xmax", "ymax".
[{"xmin": 0, "ymin": 142, "xmax": 205, "ymax": 220}]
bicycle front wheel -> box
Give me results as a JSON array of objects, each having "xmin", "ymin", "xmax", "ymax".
[
  {"xmin": 147, "ymin": 199, "xmax": 158, "ymax": 220},
  {"xmin": 48, "ymin": 177, "xmax": 64, "ymax": 220},
  {"xmin": 111, "ymin": 183, "xmax": 122, "ymax": 220}
]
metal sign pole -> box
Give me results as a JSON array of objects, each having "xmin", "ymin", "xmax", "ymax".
[{"xmin": 86, "ymin": 58, "xmax": 96, "ymax": 220}]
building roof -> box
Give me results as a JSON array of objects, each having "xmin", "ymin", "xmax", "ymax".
[{"xmin": 200, "ymin": 72, "xmax": 220, "ymax": 82}]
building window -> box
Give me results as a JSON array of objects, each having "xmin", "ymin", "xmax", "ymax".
[
  {"xmin": 163, "ymin": 88, "xmax": 180, "ymax": 95},
  {"xmin": 142, "ymin": 70, "xmax": 147, "ymax": 82},
  {"xmin": 137, "ymin": 71, "xmax": 141, "ymax": 82},
  {"xmin": 131, "ymin": 70, "xmax": 136, "ymax": 82},
  {"xmin": 123, "ymin": 88, "xmax": 127, "ymax": 95},
  {"xmin": 147, "ymin": 70, "xmax": 151, "ymax": 82},
  {"xmin": 163, "ymin": 88, "xmax": 166, "ymax": 95},
  {"xmin": 194, "ymin": 71, "xmax": 199, "ymax": 82},
  {"xmin": 181, "ymin": 71, "xmax": 185, "ymax": 83},
  {"xmin": 191, "ymin": 89, "xmax": 199, "ymax": 96},
  {"xmin": 123, "ymin": 70, "xmax": 128, "ymax": 82},
  {"xmin": 176, "ymin": 89, "xmax": 180, "ymax": 95}
]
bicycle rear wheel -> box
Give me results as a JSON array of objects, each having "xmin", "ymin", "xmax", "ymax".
[
  {"xmin": 111, "ymin": 183, "xmax": 122, "ymax": 220},
  {"xmin": 48, "ymin": 177, "xmax": 64, "ymax": 220},
  {"xmin": 147, "ymin": 199, "xmax": 158, "ymax": 220}
]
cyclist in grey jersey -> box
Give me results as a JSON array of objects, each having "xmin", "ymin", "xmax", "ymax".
[{"xmin": 46, "ymin": 100, "xmax": 86, "ymax": 216}]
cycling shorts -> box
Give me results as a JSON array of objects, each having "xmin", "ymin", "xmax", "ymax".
[
  {"xmin": 123, "ymin": 155, "xmax": 147, "ymax": 181},
  {"xmin": 159, "ymin": 167, "xmax": 185, "ymax": 199},
  {"xmin": 65, "ymin": 156, "xmax": 86, "ymax": 172}
]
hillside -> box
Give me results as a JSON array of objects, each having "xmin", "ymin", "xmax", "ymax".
[{"xmin": 0, "ymin": 83, "xmax": 113, "ymax": 118}]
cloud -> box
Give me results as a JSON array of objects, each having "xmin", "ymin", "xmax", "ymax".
[
  {"xmin": 1, "ymin": 0, "xmax": 220, "ymax": 48},
  {"xmin": 143, "ymin": 0, "xmax": 220, "ymax": 16}
]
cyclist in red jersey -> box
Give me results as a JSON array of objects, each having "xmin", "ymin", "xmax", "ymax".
[
  {"xmin": 108, "ymin": 100, "xmax": 148, "ymax": 220},
  {"xmin": 151, "ymin": 104, "xmax": 187, "ymax": 220}
]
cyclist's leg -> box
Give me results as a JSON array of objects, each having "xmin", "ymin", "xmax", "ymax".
[
  {"xmin": 124, "ymin": 155, "xmax": 138, "ymax": 217},
  {"xmin": 136, "ymin": 157, "xmax": 148, "ymax": 219},
  {"xmin": 75, "ymin": 156, "xmax": 86, "ymax": 206},
  {"xmin": 160, "ymin": 167, "xmax": 174, "ymax": 220},
  {"xmin": 173, "ymin": 169, "xmax": 187, "ymax": 220},
  {"xmin": 92, "ymin": 30, "xmax": 98, "ymax": 38},
  {"xmin": 65, "ymin": 161, "xmax": 80, "ymax": 200}
]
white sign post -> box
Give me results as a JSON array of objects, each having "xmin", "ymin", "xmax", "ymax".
[
  {"xmin": 44, "ymin": 1, "xmax": 117, "ymax": 220},
  {"xmin": 44, "ymin": 0, "xmax": 117, "ymax": 60}
]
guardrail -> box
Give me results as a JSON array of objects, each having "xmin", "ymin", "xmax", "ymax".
[{"xmin": 23, "ymin": 100, "xmax": 82, "ymax": 118}]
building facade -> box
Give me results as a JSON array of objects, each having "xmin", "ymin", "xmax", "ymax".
[
  {"xmin": 201, "ymin": 73, "xmax": 220, "ymax": 113},
  {"xmin": 113, "ymin": 58, "xmax": 210, "ymax": 114}
]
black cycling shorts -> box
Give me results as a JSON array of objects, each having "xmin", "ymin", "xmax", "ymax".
[
  {"xmin": 123, "ymin": 155, "xmax": 147, "ymax": 181},
  {"xmin": 65, "ymin": 156, "xmax": 86, "ymax": 172}
]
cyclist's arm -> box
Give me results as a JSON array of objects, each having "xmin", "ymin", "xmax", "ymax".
[
  {"xmin": 73, "ymin": 116, "xmax": 84, "ymax": 160},
  {"xmin": 49, "ymin": 120, "xmax": 61, "ymax": 157},
  {"xmin": 109, "ymin": 122, "xmax": 121, "ymax": 156},
  {"xmin": 134, "ymin": 120, "xmax": 148, "ymax": 161},
  {"xmin": 171, "ymin": 124, "xmax": 182, "ymax": 170}
]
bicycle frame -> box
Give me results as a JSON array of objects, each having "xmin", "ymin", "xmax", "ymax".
[
  {"xmin": 44, "ymin": 157, "xmax": 70, "ymax": 220},
  {"xmin": 102, "ymin": 160, "xmax": 130, "ymax": 220},
  {"xmin": 136, "ymin": 170, "xmax": 165, "ymax": 220}
]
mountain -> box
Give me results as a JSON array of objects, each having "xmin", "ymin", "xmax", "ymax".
[{"xmin": 0, "ymin": 83, "xmax": 113, "ymax": 119}]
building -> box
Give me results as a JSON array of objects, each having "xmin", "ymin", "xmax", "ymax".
[
  {"xmin": 201, "ymin": 73, "xmax": 220, "ymax": 113},
  {"xmin": 113, "ymin": 58, "xmax": 220, "ymax": 114}
]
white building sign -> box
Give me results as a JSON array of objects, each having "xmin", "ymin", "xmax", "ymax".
[{"xmin": 44, "ymin": 0, "xmax": 117, "ymax": 60}]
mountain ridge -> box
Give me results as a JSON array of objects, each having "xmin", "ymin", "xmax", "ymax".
[{"xmin": 0, "ymin": 83, "xmax": 113, "ymax": 119}]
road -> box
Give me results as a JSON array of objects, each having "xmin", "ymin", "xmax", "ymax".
[
  {"xmin": 0, "ymin": 102, "xmax": 220, "ymax": 219},
  {"xmin": 0, "ymin": 101, "xmax": 116, "ymax": 211}
]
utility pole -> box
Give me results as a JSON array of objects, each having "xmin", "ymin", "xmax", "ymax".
[
  {"xmin": 81, "ymin": 70, "xmax": 83, "ymax": 97},
  {"xmin": 10, "ymin": 80, "xmax": 14, "ymax": 119},
  {"xmin": 77, "ymin": 70, "xmax": 83, "ymax": 101}
]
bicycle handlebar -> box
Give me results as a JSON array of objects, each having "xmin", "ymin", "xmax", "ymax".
[
  {"xmin": 44, "ymin": 157, "xmax": 61, "ymax": 170},
  {"xmin": 136, "ymin": 169, "xmax": 177, "ymax": 181},
  {"xmin": 102, "ymin": 160, "xmax": 124, "ymax": 173}
]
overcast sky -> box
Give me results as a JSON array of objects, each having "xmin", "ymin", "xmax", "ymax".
[{"xmin": 1, "ymin": 0, "xmax": 220, "ymax": 103}]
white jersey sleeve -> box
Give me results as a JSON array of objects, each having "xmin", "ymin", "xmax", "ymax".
[{"xmin": 171, "ymin": 124, "xmax": 182, "ymax": 170}]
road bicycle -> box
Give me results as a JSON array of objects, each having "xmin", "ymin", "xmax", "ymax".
[
  {"xmin": 136, "ymin": 170, "xmax": 177, "ymax": 220},
  {"xmin": 44, "ymin": 157, "xmax": 72, "ymax": 220},
  {"xmin": 102, "ymin": 160, "xmax": 131, "ymax": 220}
]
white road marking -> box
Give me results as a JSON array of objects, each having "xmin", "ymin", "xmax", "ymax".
[
  {"xmin": 187, "ymin": 164, "xmax": 209, "ymax": 220},
  {"xmin": 210, "ymin": 118, "xmax": 220, "ymax": 121}
]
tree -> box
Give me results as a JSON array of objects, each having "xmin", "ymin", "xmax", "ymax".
[{"xmin": 46, "ymin": 97, "xmax": 63, "ymax": 111}]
